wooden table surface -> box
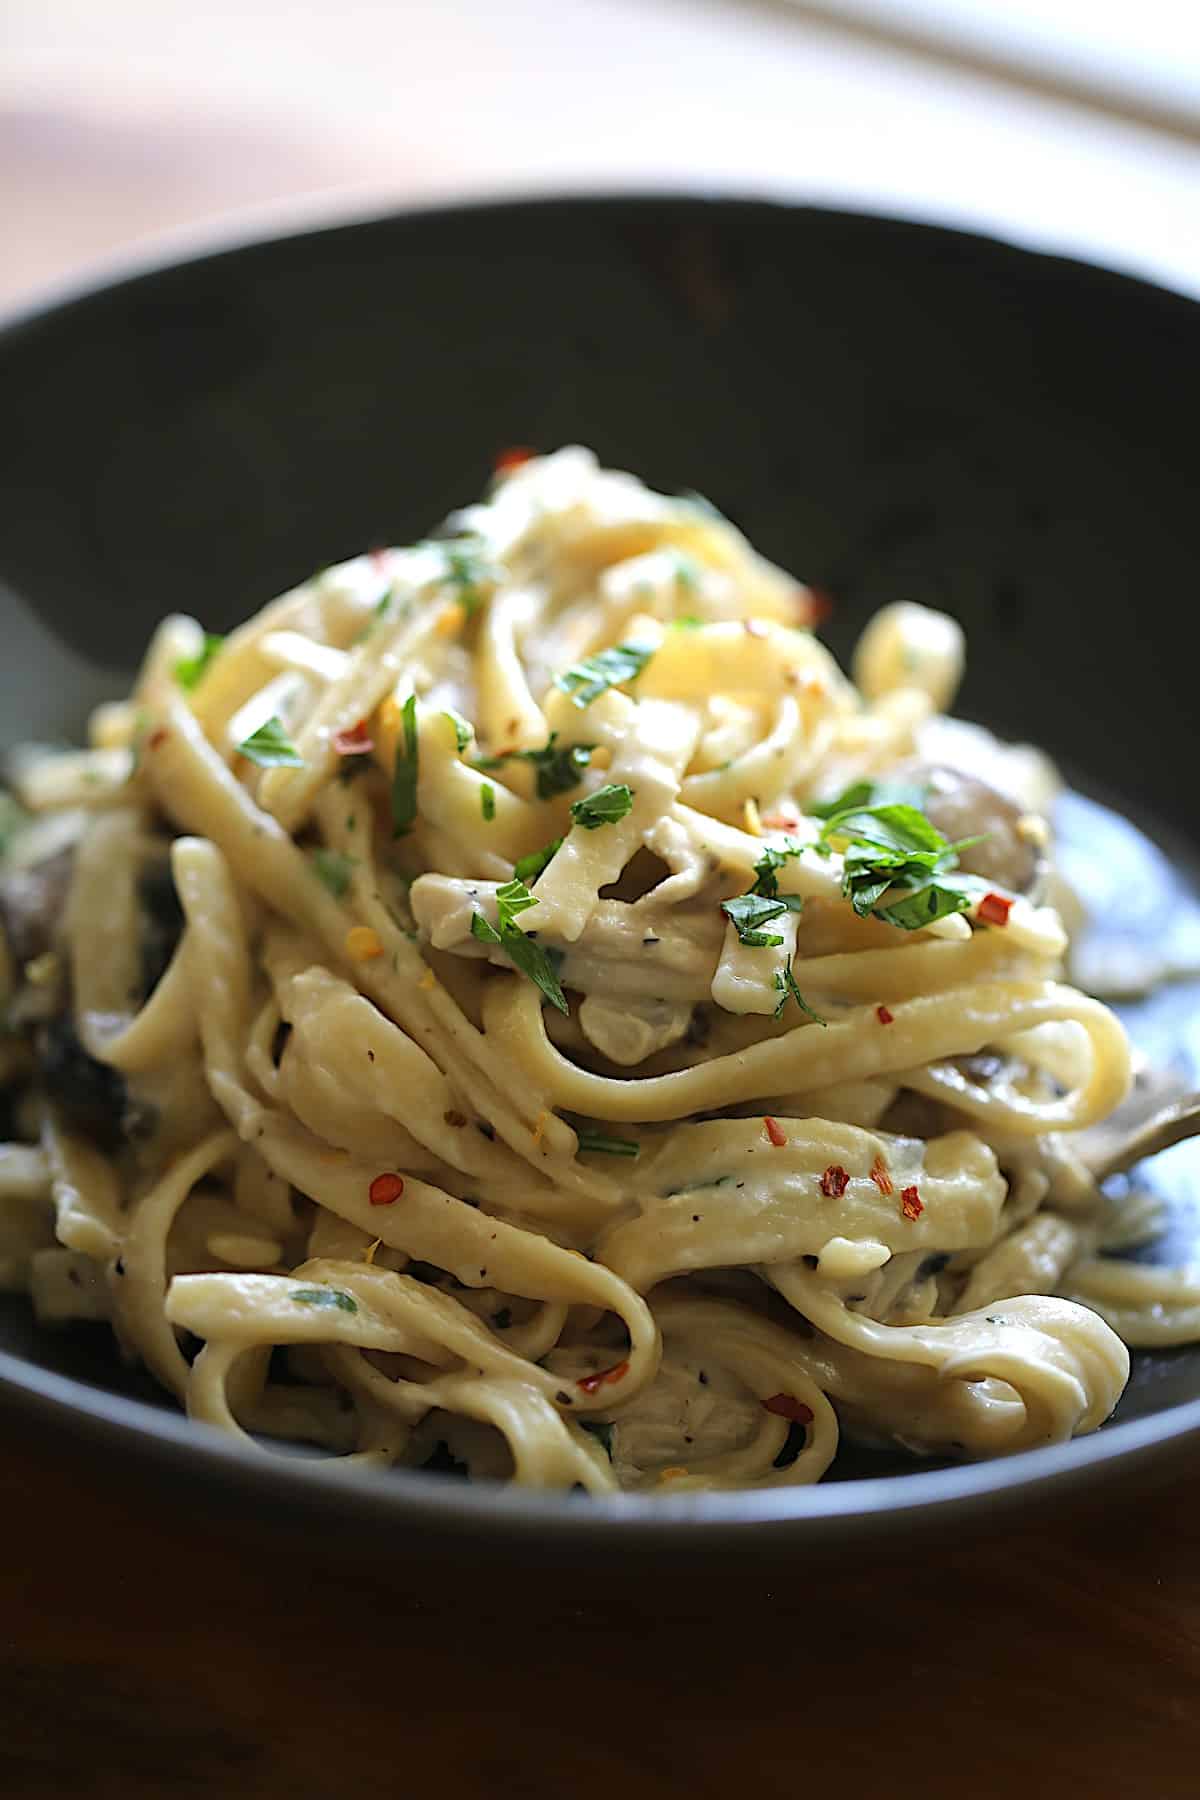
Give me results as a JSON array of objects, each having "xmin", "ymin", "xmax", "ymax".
[{"xmin": 2, "ymin": 1412, "xmax": 1198, "ymax": 1798}]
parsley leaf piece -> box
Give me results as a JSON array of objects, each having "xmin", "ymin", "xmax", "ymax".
[
  {"xmin": 312, "ymin": 849, "xmax": 356, "ymax": 898},
  {"xmin": 872, "ymin": 879, "xmax": 978, "ymax": 930},
  {"xmin": 391, "ymin": 694, "xmax": 419, "ymax": 836},
  {"xmin": 353, "ymin": 585, "xmax": 399, "ymax": 645},
  {"xmin": 237, "ymin": 716, "xmax": 303, "ymax": 767},
  {"xmin": 671, "ymin": 550, "xmax": 700, "ymax": 591},
  {"xmin": 443, "ymin": 710, "xmax": 473, "ymax": 752},
  {"xmin": 554, "ymin": 641, "xmax": 656, "ymax": 709},
  {"xmin": 810, "ymin": 777, "xmax": 928, "ymax": 819},
  {"xmin": 473, "ymin": 733, "xmax": 595, "ymax": 799},
  {"xmin": 440, "ymin": 537, "xmax": 502, "ymax": 615},
  {"xmin": 751, "ymin": 839, "xmax": 806, "ymax": 898},
  {"xmin": 518, "ymin": 734, "xmax": 595, "ymax": 799},
  {"xmin": 470, "ymin": 879, "xmax": 568, "ymax": 1013},
  {"xmin": 174, "ymin": 632, "xmax": 224, "ymax": 692},
  {"xmin": 820, "ymin": 801, "xmax": 947, "ymax": 859},
  {"xmin": 570, "ymin": 783, "xmax": 634, "ymax": 831},
  {"xmin": 291, "ymin": 1286, "xmax": 358, "ymax": 1313},
  {"xmin": 0, "ymin": 789, "xmax": 29, "ymax": 857},
  {"xmin": 576, "ymin": 1129, "xmax": 640, "ymax": 1158},
  {"xmin": 495, "ymin": 877, "xmax": 538, "ymax": 919},
  {"xmin": 817, "ymin": 788, "xmax": 984, "ymax": 932},
  {"xmin": 773, "ymin": 966, "xmax": 827, "ymax": 1026},
  {"xmin": 513, "ymin": 838, "xmax": 562, "ymax": 884},
  {"xmin": 484, "ymin": 920, "xmax": 568, "ymax": 1013},
  {"xmin": 481, "ymin": 781, "xmax": 496, "ymax": 822},
  {"xmin": 721, "ymin": 891, "xmax": 804, "ymax": 947}
]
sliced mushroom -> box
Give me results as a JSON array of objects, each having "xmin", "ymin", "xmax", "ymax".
[
  {"xmin": 898, "ymin": 763, "xmax": 1046, "ymax": 897},
  {"xmin": 0, "ymin": 847, "xmax": 75, "ymax": 968},
  {"xmin": 37, "ymin": 1018, "xmax": 136, "ymax": 1150}
]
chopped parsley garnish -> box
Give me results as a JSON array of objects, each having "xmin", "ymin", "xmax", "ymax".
[
  {"xmin": 750, "ymin": 839, "xmax": 806, "ymax": 898},
  {"xmin": 477, "ymin": 733, "xmax": 595, "ymax": 799},
  {"xmin": 810, "ymin": 776, "xmax": 927, "ymax": 819},
  {"xmin": 494, "ymin": 876, "xmax": 537, "ymax": 921},
  {"xmin": 513, "ymin": 838, "xmax": 562, "ymax": 883},
  {"xmin": 555, "ymin": 641, "xmax": 656, "ymax": 708},
  {"xmin": 353, "ymin": 585, "xmax": 399, "ymax": 644},
  {"xmin": 481, "ymin": 781, "xmax": 496, "ymax": 822},
  {"xmin": 174, "ymin": 632, "xmax": 224, "ymax": 692},
  {"xmin": 391, "ymin": 693, "xmax": 419, "ymax": 836},
  {"xmin": 671, "ymin": 550, "xmax": 700, "ymax": 591},
  {"xmin": 581, "ymin": 1419, "xmax": 615, "ymax": 1458},
  {"xmin": 470, "ymin": 878, "xmax": 568, "ymax": 1014},
  {"xmin": 0, "ymin": 790, "xmax": 28, "ymax": 856},
  {"xmin": 439, "ymin": 537, "xmax": 502, "ymax": 615},
  {"xmin": 237, "ymin": 716, "xmax": 303, "ymax": 767},
  {"xmin": 576, "ymin": 1129, "xmax": 640, "ymax": 1158},
  {"xmin": 816, "ymin": 788, "xmax": 982, "ymax": 930},
  {"xmin": 291, "ymin": 1286, "xmax": 358, "ymax": 1313},
  {"xmin": 722, "ymin": 891, "xmax": 804, "ymax": 947},
  {"xmin": 522, "ymin": 735, "xmax": 595, "ymax": 798},
  {"xmin": 312, "ymin": 849, "xmax": 356, "ymax": 898},
  {"xmin": 443, "ymin": 709, "xmax": 473, "ymax": 752},
  {"xmin": 773, "ymin": 965, "xmax": 826, "ymax": 1026},
  {"xmin": 570, "ymin": 783, "xmax": 634, "ymax": 831}
]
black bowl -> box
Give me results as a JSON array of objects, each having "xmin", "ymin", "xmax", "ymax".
[{"xmin": 3, "ymin": 194, "xmax": 1199, "ymax": 1565}]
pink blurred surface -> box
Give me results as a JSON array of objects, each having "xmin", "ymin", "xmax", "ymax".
[{"xmin": 3, "ymin": 2, "xmax": 1199, "ymax": 311}]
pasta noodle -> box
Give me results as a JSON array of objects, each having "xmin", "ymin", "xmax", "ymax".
[{"xmin": 1, "ymin": 445, "xmax": 1192, "ymax": 1493}]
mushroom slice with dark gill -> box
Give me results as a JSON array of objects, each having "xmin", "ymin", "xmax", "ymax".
[{"xmin": 899, "ymin": 763, "xmax": 1047, "ymax": 898}]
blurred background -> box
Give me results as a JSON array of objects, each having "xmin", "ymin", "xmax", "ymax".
[{"xmin": 3, "ymin": 0, "xmax": 1198, "ymax": 311}]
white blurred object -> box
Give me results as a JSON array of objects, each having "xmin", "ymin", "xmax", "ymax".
[{"xmin": 787, "ymin": 1, "xmax": 1200, "ymax": 132}]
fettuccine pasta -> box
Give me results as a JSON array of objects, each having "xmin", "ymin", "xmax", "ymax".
[{"xmin": 2, "ymin": 446, "xmax": 1189, "ymax": 1494}]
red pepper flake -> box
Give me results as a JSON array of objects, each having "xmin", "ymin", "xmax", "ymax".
[
  {"xmin": 977, "ymin": 891, "xmax": 1013, "ymax": 927},
  {"xmin": 819, "ymin": 1164, "xmax": 849, "ymax": 1198},
  {"xmin": 577, "ymin": 1359, "xmax": 630, "ymax": 1395},
  {"xmin": 368, "ymin": 1172, "xmax": 405, "ymax": 1207},
  {"xmin": 494, "ymin": 445, "xmax": 535, "ymax": 475},
  {"xmin": 876, "ymin": 1003, "xmax": 894, "ymax": 1025},
  {"xmin": 333, "ymin": 720, "xmax": 374, "ymax": 757},
  {"xmin": 870, "ymin": 1154, "xmax": 894, "ymax": 1197},
  {"xmin": 743, "ymin": 618, "xmax": 769, "ymax": 639},
  {"xmin": 762, "ymin": 806, "xmax": 802, "ymax": 832},
  {"xmin": 796, "ymin": 586, "xmax": 834, "ymax": 628},
  {"xmin": 763, "ymin": 1393, "xmax": 815, "ymax": 1425},
  {"xmin": 900, "ymin": 1184, "xmax": 924, "ymax": 1221},
  {"xmin": 147, "ymin": 728, "xmax": 168, "ymax": 751},
  {"xmin": 763, "ymin": 1116, "xmax": 788, "ymax": 1148}
]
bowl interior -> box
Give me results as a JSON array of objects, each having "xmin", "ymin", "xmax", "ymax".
[{"xmin": 2, "ymin": 195, "xmax": 1199, "ymax": 1536}]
